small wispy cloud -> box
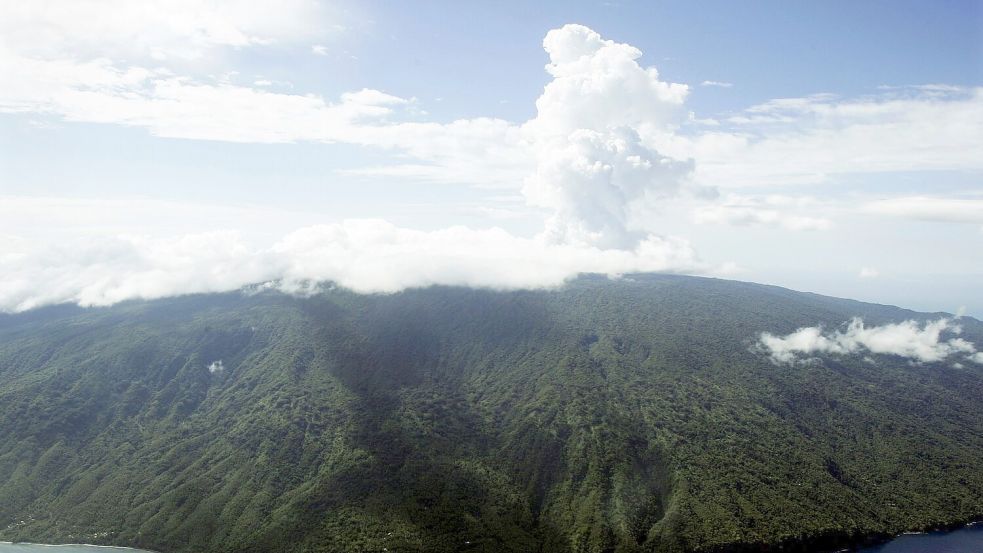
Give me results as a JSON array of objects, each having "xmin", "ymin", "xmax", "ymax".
[
  {"xmin": 858, "ymin": 267, "xmax": 879, "ymax": 279},
  {"xmin": 701, "ymin": 80, "xmax": 733, "ymax": 88},
  {"xmin": 864, "ymin": 197, "xmax": 983, "ymax": 225},
  {"xmin": 692, "ymin": 195, "xmax": 833, "ymax": 231},
  {"xmin": 311, "ymin": 44, "xmax": 328, "ymax": 56},
  {"xmin": 683, "ymin": 86, "xmax": 983, "ymax": 188},
  {"xmin": 758, "ymin": 318, "xmax": 980, "ymax": 364}
]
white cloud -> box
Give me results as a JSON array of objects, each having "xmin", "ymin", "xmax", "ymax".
[
  {"xmin": 4, "ymin": 11, "xmax": 979, "ymax": 196},
  {"xmin": 759, "ymin": 318, "xmax": 979, "ymax": 364},
  {"xmin": 969, "ymin": 352, "xmax": 983, "ymax": 364},
  {"xmin": 0, "ymin": 0, "xmax": 330, "ymax": 61},
  {"xmin": 311, "ymin": 44, "xmax": 329, "ymax": 56},
  {"xmin": 208, "ymin": 360, "xmax": 224, "ymax": 374},
  {"xmin": 859, "ymin": 267, "xmax": 879, "ymax": 279},
  {"xmin": 864, "ymin": 196, "xmax": 983, "ymax": 224},
  {"xmin": 525, "ymin": 127, "xmax": 695, "ymax": 248},
  {"xmin": 0, "ymin": 195, "xmax": 329, "ymax": 241},
  {"xmin": 469, "ymin": 205, "xmax": 531, "ymax": 221},
  {"xmin": 1, "ymin": 21, "xmax": 700, "ymax": 233},
  {"xmin": 692, "ymin": 195, "xmax": 832, "ymax": 231},
  {"xmin": 3, "ymin": 13, "xmax": 981, "ymax": 311},
  {"xmin": 700, "ymin": 80, "xmax": 733, "ymax": 88},
  {"xmin": 665, "ymin": 87, "xmax": 983, "ymax": 188},
  {"xmin": 528, "ymin": 24, "xmax": 688, "ymax": 137},
  {"xmin": 0, "ymin": 23, "xmax": 723, "ymax": 312},
  {"xmin": 0, "ymin": 62, "xmax": 419, "ymax": 143},
  {"xmin": 0, "ymin": 0, "xmax": 523, "ymax": 194},
  {"xmin": 0, "ymin": 47, "xmax": 530, "ymax": 186},
  {"xmin": 0, "ymin": 219, "xmax": 708, "ymax": 313},
  {"xmin": 274, "ymin": 220, "xmax": 703, "ymax": 292}
]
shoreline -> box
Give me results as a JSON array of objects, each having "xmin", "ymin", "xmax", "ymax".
[
  {"xmin": 0, "ymin": 542, "xmax": 158, "ymax": 552},
  {"xmin": 701, "ymin": 515, "xmax": 983, "ymax": 553},
  {"xmin": 828, "ymin": 517, "xmax": 983, "ymax": 553},
  {"xmin": 4, "ymin": 518, "xmax": 981, "ymax": 553}
]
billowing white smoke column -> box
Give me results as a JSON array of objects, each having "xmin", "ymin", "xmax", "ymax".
[{"xmin": 522, "ymin": 24, "xmax": 695, "ymax": 249}]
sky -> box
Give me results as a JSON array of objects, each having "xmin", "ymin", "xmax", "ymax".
[{"xmin": 1, "ymin": 0, "xmax": 981, "ymax": 315}]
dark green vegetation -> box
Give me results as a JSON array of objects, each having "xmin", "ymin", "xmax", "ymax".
[{"xmin": 1, "ymin": 274, "xmax": 981, "ymax": 553}]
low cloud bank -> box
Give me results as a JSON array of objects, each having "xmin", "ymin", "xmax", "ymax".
[
  {"xmin": 0, "ymin": 220, "xmax": 708, "ymax": 313},
  {"xmin": 759, "ymin": 318, "xmax": 981, "ymax": 364}
]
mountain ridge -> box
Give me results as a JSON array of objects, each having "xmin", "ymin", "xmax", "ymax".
[{"xmin": 1, "ymin": 274, "xmax": 981, "ymax": 553}]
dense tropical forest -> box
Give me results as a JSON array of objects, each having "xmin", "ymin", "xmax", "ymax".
[{"xmin": 0, "ymin": 274, "xmax": 981, "ymax": 552}]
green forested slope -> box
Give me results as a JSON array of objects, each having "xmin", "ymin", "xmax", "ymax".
[{"xmin": 0, "ymin": 274, "xmax": 981, "ymax": 552}]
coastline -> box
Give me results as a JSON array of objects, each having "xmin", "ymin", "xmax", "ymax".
[
  {"xmin": 0, "ymin": 542, "xmax": 158, "ymax": 553},
  {"xmin": 701, "ymin": 515, "xmax": 983, "ymax": 553},
  {"xmin": 826, "ymin": 516, "xmax": 983, "ymax": 553},
  {"xmin": 3, "ymin": 518, "xmax": 981, "ymax": 553}
]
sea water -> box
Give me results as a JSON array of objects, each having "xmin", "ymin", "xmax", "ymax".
[{"xmin": 855, "ymin": 523, "xmax": 983, "ymax": 552}]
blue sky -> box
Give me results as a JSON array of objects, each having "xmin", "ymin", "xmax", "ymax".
[{"xmin": 0, "ymin": 0, "xmax": 981, "ymax": 315}]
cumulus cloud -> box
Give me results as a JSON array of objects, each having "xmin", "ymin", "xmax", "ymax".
[
  {"xmin": 759, "ymin": 318, "xmax": 980, "ymax": 364},
  {"xmin": 692, "ymin": 195, "xmax": 832, "ymax": 231},
  {"xmin": 0, "ymin": 220, "xmax": 707, "ymax": 313}
]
